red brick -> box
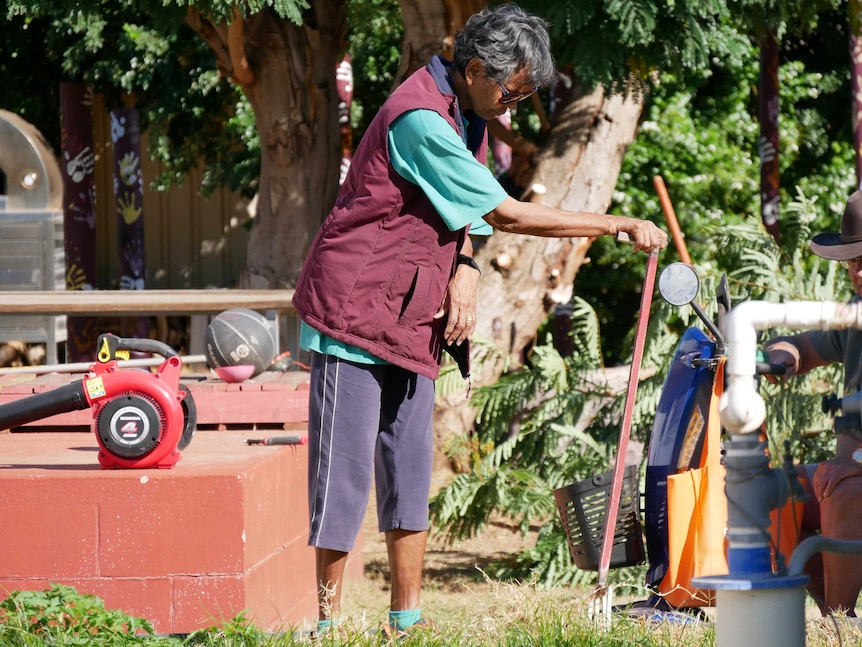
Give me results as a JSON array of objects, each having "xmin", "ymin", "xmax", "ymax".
[
  {"xmin": 259, "ymin": 383, "xmax": 294, "ymax": 392},
  {"xmin": 0, "ymin": 501, "xmax": 98, "ymax": 579},
  {"xmin": 0, "ymin": 376, "xmax": 40, "ymax": 394},
  {"xmin": 0, "ymin": 578, "xmax": 52, "ymax": 598},
  {"xmin": 99, "ymin": 473, "xmax": 246, "ymax": 576},
  {"xmin": 171, "ymin": 574, "xmax": 245, "ymax": 631},
  {"xmin": 190, "ymin": 391, "xmax": 308, "ymax": 425},
  {"xmin": 244, "ymin": 541, "xmax": 317, "ymax": 631},
  {"xmin": 188, "ymin": 380, "xmax": 222, "ymax": 393},
  {"xmin": 242, "ymin": 448, "xmax": 307, "ymax": 567},
  {"xmin": 0, "ymin": 428, "xmax": 360, "ymax": 635},
  {"xmin": 63, "ymin": 577, "xmax": 174, "ymax": 629}
]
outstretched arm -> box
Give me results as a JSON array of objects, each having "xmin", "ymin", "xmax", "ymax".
[{"xmin": 484, "ymin": 196, "xmax": 667, "ymax": 252}]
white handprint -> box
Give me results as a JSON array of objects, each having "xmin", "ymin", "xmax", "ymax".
[{"xmin": 64, "ymin": 147, "xmax": 95, "ymax": 183}]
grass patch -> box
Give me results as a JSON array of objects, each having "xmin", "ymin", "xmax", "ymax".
[{"xmin": 0, "ymin": 582, "xmax": 860, "ymax": 646}]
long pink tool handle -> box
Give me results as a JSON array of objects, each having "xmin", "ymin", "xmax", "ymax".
[{"xmin": 597, "ymin": 249, "xmax": 659, "ymax": 587}]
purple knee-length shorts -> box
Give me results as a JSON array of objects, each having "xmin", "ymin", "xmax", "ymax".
[{"xmin": 307, "ymin": 352, "xmax": 435, "ymax": 552}]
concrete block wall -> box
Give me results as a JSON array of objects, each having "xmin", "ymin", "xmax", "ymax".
[{"xmin": 0, "ymin": 431, "xmax": 339, "ymax": 634}]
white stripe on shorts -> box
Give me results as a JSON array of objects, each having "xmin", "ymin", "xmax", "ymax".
[{"xmin": 310, "ymin": 356, "xmax": 339, "ymax": 544}]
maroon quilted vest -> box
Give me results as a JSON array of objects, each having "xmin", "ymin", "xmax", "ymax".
[{"xmin": 293, "ymin": 57, "xmax": 489, "ymax": 379}]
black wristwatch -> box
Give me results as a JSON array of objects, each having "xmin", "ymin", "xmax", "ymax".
[{"xmin": 457, "ymin": 254, "xmax": 481, "ymax": 274}]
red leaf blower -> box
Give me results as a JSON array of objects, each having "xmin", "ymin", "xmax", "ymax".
[{"xmin": 0, "ymin": 334, "xmax": 196, "ymax": 469}]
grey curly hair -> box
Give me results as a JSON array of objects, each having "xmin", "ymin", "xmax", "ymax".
[{"xmin": 452, "ymin": 4, "xmax": 557, "ymax": 89}]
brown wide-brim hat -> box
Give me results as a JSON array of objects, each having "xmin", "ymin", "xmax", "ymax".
[{"xmin": 810, "ymin": 190, "xmax": 862, "ymax": 261}]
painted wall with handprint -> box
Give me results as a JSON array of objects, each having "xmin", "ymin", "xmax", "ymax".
[
  {"xmin": 88, "ymin": 97, "xmax": 251, "ymax": 293},
  {"xmin": 0, "ymin": 96, "xmax": 251, "ymax": 362},
  {"xmin": 60, "ymin": 83, "xmax": 98, "ymax": 362},
  {"xmin": 758, "ymin": 28, "xmax": 780, "ymax": 244},
  {"xmin": 110, "ymin": 108, "xmax": 149, "ymax": 341}
]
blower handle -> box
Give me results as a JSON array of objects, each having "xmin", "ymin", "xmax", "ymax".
[
  {"xmin": 97, "ymin": 333, "xmax": 180, "ymax": 363},
  {"xmin": 0, "ymin": 381, "xmax": 89, "ymax": 431}
]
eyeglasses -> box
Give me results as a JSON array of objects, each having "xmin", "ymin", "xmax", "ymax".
[
  {"xmin": 496, "ymin": 81, "xmax": 538, "ymax": 105},
  {"xmin": 840, "ymin": 256, "xmax": 862, "ymax": 269}
]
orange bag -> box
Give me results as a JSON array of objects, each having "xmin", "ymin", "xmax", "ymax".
[{"xmin": 658, "ymin": 359, "xmax": 803, "ymax": 608}]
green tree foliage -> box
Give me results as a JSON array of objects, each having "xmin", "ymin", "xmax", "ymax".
[
  {"xmin": 578, "ymin": 7, "xmax": 856, "ymax": 364},
  {"xmin": 520, "ymin": 0, "xmax": 748, "ymax": 95},
  {"xmin": 1, "ymin": 0, "xmax": 399, "ymax": 198},
  {"xmin": 344, "ymin": 0, "xmax": 402, "ymax": 138},
  {"xmin": 2, "ymin": 2, "xmax": 260, "ymax": 197}
]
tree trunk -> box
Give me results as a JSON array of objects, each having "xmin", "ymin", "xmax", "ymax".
[
  {"xmin": 395, "ymin": 0, "xmax": 487, "ymax": 82},
  {"xmin": 396, "ymin": 2, "xmax": 447, "ymax": 81},
  {"xmin": 433, "ymin": 84, "xmax": 645, "ymax": 469},
  {"xmin": 242, "ymin": 4, "xmax": 346, "ymax": 289},
  {"xmin": 758, "ymin": 27, "xmax": 780, "ymax": 244},
  {"xmin": 188, "ymin": 3, "xmax": 347, "ymax": 290}
]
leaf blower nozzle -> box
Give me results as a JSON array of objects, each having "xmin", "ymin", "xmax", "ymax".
[{"xmin": 0, "ymin": 381, "xmax": 89, "ymax": 431}]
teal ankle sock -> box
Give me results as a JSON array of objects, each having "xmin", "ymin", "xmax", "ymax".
[
  {"xmin": 316, "ymin": 618, "xmax": 332, "ymax": 635},
  {"xmin": 389, "ymin": 609, "xmax": 421, "ymax": 631}
]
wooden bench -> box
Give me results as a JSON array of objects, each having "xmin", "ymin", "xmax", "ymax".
[{"xmin": 0, "ymin": 289, "xmax": 298, "ymax": 364}]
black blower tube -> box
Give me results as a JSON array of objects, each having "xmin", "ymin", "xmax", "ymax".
[{"xmin": 0, "ymin": 381, "xmax": 89, "ymax": 431}]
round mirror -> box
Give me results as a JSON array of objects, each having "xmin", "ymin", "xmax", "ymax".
[{"xmin": 658, "ymin": 262, "xmax": 699, "ymax": 306}]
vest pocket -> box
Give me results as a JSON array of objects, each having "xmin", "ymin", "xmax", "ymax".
[{"xmin": 398, "ymin": 264, "xmax": 432, "ymax": 326}]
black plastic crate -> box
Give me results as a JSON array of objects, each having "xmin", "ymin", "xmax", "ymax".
[{"xmin": 553, "ymin": 464, "xmax": 645, "ymax": 571}]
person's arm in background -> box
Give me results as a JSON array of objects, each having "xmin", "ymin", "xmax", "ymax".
[{"xmin": 763, "ymin": 333, "xmax": 829, "ymax": 381}]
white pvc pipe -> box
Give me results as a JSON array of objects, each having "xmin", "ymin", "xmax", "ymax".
[
  {"xmin": 719, "ymin": 300, "xmax": 862, "ymax": 434},
  {"xmin": 715, "ymin": 588, "xmax": 806, "ymax": 647},
  {"xmin": 0, "ymin": 354, "xmax": 209, "ymax": 375}
]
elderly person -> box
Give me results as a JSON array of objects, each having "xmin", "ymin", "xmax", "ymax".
[
  {"xmin": 293, "ymin": 4, "xmax": 667, "ymax": 637},
  {"xmin": 764, "ymin": 189, "xmax": 862, "ymax": 616}
]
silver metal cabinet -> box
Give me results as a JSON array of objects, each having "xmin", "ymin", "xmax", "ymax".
[{"xmin": 0, "ymin": 110, "xmax": 66, "ymax": 364}]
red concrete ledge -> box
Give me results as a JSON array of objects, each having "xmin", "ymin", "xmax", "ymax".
[
  {"xmin": 0, "ymin": 370, "xmax": 311, "ymax": 430},
  {"xmin": 0, "ymin": 430, "xmax": 361, "ymax": 634}
]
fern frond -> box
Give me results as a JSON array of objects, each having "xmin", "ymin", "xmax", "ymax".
[{"xmin": 570, "ymin": 296, "xmax": 604, "ymax": 365}]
